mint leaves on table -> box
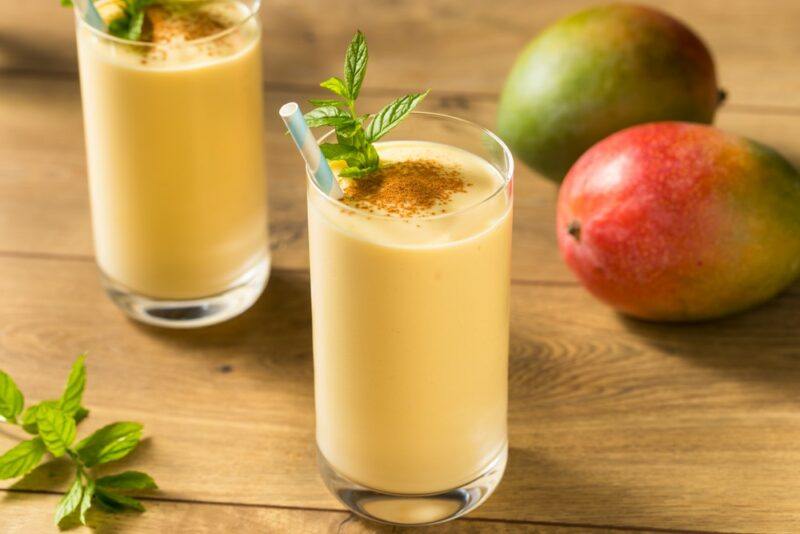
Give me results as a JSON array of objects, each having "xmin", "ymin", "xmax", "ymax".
[
  {"xmin": 0, "ymin": 354, "xmax": 156, "ymax": 529},
  {"xmin": 305, "ymin": 30, "xmax": 429, "ymax": 178}
]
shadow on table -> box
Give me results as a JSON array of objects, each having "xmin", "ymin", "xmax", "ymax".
[
  {"xmin": 618, "ymin": 281, "xmax": 800, "ymax": 394},
  {"xmin": 8, "ymin": 457, "xmax": 74, "ymax": 492},
  {"xmin": 128, "ymin": 268, "xmax": 314, "ymax": 370},
  {"xmin": 488, "ymin": 446, "xmax": 649, "ymax": 527}
]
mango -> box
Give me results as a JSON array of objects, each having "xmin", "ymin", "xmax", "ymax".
[
  {"xmin": 557, "ymin": 122, "xmax": 800, "ymax": 321},
  {"xmin": 498, "ymin": 4, "xmax": 720, "ymax": 181}
]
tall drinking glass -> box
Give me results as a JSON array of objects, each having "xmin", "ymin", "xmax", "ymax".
[
  {"xmin": 74, "ymin": 0, "xmax": 269, "ymax": 328},
  {"xmin": 307, "ymin": 112, "xmax": 513, "ymax": 525}
]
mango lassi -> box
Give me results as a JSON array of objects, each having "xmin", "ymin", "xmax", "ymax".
[
  {"xmin": 308, "ymin": 122, "xmax": 513, "ymax": 525},
  {"xmin": 75, "ymin": 0, "xmax": 268, "ymax": 326}
]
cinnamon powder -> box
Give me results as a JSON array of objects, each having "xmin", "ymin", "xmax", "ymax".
[
  {"xmin": 343, "ymin": 160, "xmax": 467, "ymax": 217},
  {"xmin": 145, "ymin": 5, "xmax": 228, "ymax": 44}
]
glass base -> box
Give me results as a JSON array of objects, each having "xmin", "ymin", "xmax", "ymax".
[
  {"xmin": 100, "ymin": 257, "xmax": 270, "ymax": 329},
  {"xmin": 317, "ymin": 444, "xmax": 507, "ymax": 526}
]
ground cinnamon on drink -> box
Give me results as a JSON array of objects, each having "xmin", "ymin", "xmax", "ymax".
[
  {"xmin": 343, "ymin": 160, "xmax": 467, "ymax": 217},
  {"xmin": 145, "ymin": 5, "xmax": 227, "ymax": 43}
]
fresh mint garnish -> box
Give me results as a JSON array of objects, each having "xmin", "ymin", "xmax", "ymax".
[
  {"xmin": 305, "ymin": 30, "xmax": 429, "ymax": 178},
  {"xmin": 0, "ymin": 354, "xmax": 156, "ymax": 529},
  {"xmin": 365, "ymin": 93, "xmax": 430, "ymax": 142},
  {"xmin": 105, "ymin": 0, "xmax": 156, "ymax": 41},
  {"xmin": 344, "ymin": 30, "xmax": 368, "ymax": 101},
  {"xmin": 62, "ymin": 0, "xmax": 155, "ymax": 41}
]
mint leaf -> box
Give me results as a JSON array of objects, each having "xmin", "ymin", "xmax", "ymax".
[
  {"xmin": 0, "ymin": 370, "xmax": 24, "ymax": 422},
  {"xmin": 320, "ymin": 77, "xmax": 349, "ymax": 99},
  {"xmin": 333, "ymin": 120, "xmax": 362, "ymax": 141},
  {"xmin": 309, "ymin": 98, "xmax": 344, "ymax": 107},
  {"xmin": 96, "ymin": 488, "xmax": 145, "ymax": 512},
  {"xmin": 76, "ymin": 422, "xmax": 142, "ymax": 467},
  {"xmin": 365, "ymin": 91, "xmax": 429, "ymax": 142},
  {"xmin": 94, "ymin": 490, "xmax": 123, "ymax": 512},
  {"xmin": 364, "ymin": 144, "xmax": 379, "ymax": 168},
  {"xmin": 54, "ymin": 477, "xmax": 83, "ymax": 527},
  {"xmin": 319, "ymin": 143, "xmax": 356, "ymax": 160},
  {"xmin": 108, "ymin": 17, "xmax": 128, "ymax": 36},
  {"xmin": 104, "ymin": 0, "xmax": 155, "ymax": 41},
  {"xmin": 125, "ymin": 9, "xmax": 146, "ymax": 41},
  {"xmin": 79, "ymin": 478, "xmax": 95, "ymax": 525},
  {"xmin": 60, "ymin": 0, "xmax": 73, "ymax": 6},
  {"xmin": 74, "ymin": 406, "xmax": 90, "ymax": 424},
  {"xmin": 60, "ymin": 354, "xmax": 86, "ymax": 418},
  {"xmin": 36, "ymin": 404, "xmax": 76, "ymax": 458},
  {"xmin": 304, "ymin": 106, "xmax": 353, "ymax": 128},
  {"xmin": 344, "ymin": 31, "xmax": 368, "ymax": 101},
  {"xmin": 343, "ymin": 152, "xmax": 368, "ymax": 168},
  {"xmin": 320, "ymin": 143, "xmax": 370, "ymax": 171},
  {"xmin": 97, "ymin": 471, "xmax": 157, "ymax": 491},
  {"xmin": 340, "ymin": 167, "xmax": 371, "ymax": 178},
  {"xmin": 21, "ymin": 400, "xmax": 58, "ymax": 435},
  {"xmin": 0, "ymin": 437, "xmax": 46, "ymax": 479},
  {"xmin": 22, "ymin": 400, "xmax": 86, "ymax": 435}
]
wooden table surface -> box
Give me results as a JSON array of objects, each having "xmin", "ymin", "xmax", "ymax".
[{"xmin": 2, "ymin": 1, "xmax": 799, "ymax": 532}]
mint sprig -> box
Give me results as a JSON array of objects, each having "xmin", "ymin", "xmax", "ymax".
[
  {"xmin": 304, "ymin": 30, "xmax": 429, "ymax": 178},
  {"xmin": 366, "ymin": 92, "xmax": 430, "ymax": 142},
  {"xmin": 344, "ymin": 31, "xmax": 368, "ymax": 101},
  {"xmin": 61, "ymin": 0, "xmax": 155, "ymax": 42},
  {"xmin": 106, "ymin": 0, "xmax": 156, "ymax": 41},
  {"xmin": 0, "ymin": 355, "xmax": 156, "ymax": 529}
]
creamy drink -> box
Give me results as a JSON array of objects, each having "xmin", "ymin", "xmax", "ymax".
[
  {"xmin": 75, "ymin": 0, "xmax": 268, "ymax": 326},
  {"xmin": 307, "ymin": 114, "xmax": 513, "ymax": 525}
]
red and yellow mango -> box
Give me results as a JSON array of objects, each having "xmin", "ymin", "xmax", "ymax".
[{"xmin": 557, "ymin": 122, "xmax": 800, "ymax": 321}]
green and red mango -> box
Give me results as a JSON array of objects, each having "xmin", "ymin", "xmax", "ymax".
[
  {"xmin": 498, "ymin": 4, "xmax": 720, "ymax": 181},
  {"xmin": 557, "ymin": 122, "xmax": 800, "ymax": 321}
]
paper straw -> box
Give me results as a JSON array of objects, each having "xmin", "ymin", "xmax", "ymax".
[
  {"xmin": 85, "ymin": 0, "xmax": 107, "ymax": 31},
  {"xmin": 279, "ymin": 102, "xmax": 345, "ymax": 200}
]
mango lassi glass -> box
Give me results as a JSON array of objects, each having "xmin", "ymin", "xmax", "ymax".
[
  {"xmin": 307, "ymin": 112, "xmax": 513, "ymax": 525},
  {"xmin": 74, "ymin": 0, "xmax": 269, "ymax": 327}
]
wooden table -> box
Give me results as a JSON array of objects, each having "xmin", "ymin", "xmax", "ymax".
[{"xmin": 2, "ymin": 1, "xmax": 799, "ymax": 532}]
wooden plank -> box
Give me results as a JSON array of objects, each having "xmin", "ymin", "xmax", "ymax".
[
  {"xmin": 0, "ymin": 256, "xmax": 799, "ymax": 532},
  {"xmin": 1, "ymin": 1, "xmax": 798, "ymax": 109},
  {"xmin": 2, "ymin": 75, "xmax": 799, "ymax": 284},
  {"xmin": 1, "ymin": 492, "xmax": 558, "ymax": 533}
]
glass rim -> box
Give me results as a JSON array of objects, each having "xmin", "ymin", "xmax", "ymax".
[
  {"xmin": 73, "ymin": 0, "xmax": 261, "ymax": 48},
  {"xmin": 306, "ymin": 111, "xmax": 514, "ymax": 222}
]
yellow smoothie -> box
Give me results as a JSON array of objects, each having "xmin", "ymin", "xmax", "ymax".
[
  {"xmin": 76, "ymin": 1, "xmax": 268, "ymax": 299},
  {"xmin": 309, "ymin": 140, "xmax": 512, "ymax": 494}
]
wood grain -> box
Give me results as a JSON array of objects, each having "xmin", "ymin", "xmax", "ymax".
[
  {"xmin": 2, "ymin": 1, "xmax": 800, "ymax": 532},
  {"xmin": 1, "ymin": 1, "xmax": 799, "ymax": 109},
  {"xmin": 1, "ymin": 74, "xmax": 799, "ymax": 285},
  {"xmin": 1, "ymin": 492, "xmax": 561, "ymax": 533},
  {"xmin": 0, "ymin": 255, "xmax": 799, "ymax": 532}
]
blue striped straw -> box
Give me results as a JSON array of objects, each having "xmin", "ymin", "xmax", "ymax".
[
  {"xmin": 279, "ymin": 102, "xmax": 345, "ymax": 200},
  {"xmin": 84, "ymin": 0, "xmax": 107, "ymax": 31}
]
